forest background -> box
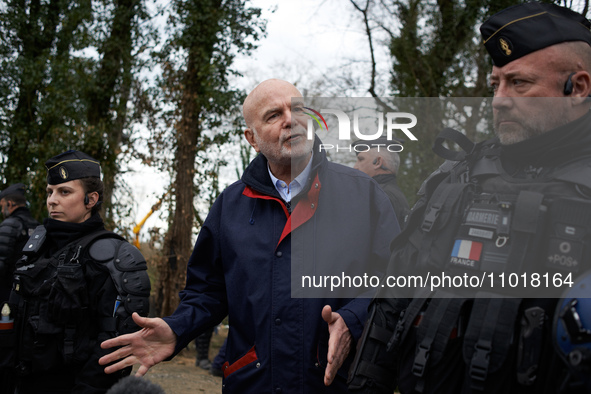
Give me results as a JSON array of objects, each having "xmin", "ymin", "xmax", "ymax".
[{"xmin": 0, "ymin": 0, "xmax": 588, "ymax": 315}]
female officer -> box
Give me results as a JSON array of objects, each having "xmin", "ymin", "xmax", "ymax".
[{"xmin": 9, "ymin": 150, "xmax": 151, "ymax": 393}]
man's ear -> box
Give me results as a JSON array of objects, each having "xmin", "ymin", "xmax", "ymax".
[
  {"xmin": 372, "ymin": 156, "xmax": 382, "ymax": 167},
  {"xmin": 571, "ymin": 71, "xmax": 591, "ymax": 104},
  {"xmin": 244, "ymin": 128, "xmax": 260, "ymax": 153}
]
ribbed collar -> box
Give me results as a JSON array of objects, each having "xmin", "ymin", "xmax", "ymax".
[
  {"xmin": 43, "ymin": 213, "xmax": 105, "ymax": 253},
  {"xmin": 373, "ymin": 173, "xmax": 398, "ymax": 185}
]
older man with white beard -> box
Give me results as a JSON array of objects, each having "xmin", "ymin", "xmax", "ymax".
[{"xmin": 99, "ymin": 79, "xmax": 398, "ymax": 393}]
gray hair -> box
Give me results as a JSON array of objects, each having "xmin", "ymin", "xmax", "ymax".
[{"xmin": 376, "ymin": 149, "xmax": 401, "ymax": 174}]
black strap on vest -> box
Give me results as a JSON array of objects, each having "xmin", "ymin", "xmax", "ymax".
[
  {"xmin": 433, "ymin": 128, "xmax": 476, "ymax": 162},
  {"xmin": 63, "ymin": 325, "xmax": 76, "ymax": 361},
  {"xmin": 388, "ymin": 290, "xmax": 433, "ymax": 352},
  {"xmin": 465, "ymin": 297, "xmax": 522, "ymax": 391},
  {"xmin": 413, "ymin": 297, "xmax": 451, "ymax": 392},
  {"xmin": 413, "ymin": 296, "xmax": 468, "ymax": 392},
  {"xmin": 420, "ymin": 182, "xmax": 471, "ymax": 234},
  {"xmin": 413, "ymin": 298, "xmax": 452, "ymax": 378}
]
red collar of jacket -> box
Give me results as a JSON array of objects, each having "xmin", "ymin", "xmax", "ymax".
[{"xmin": 242, "ymin": 173, "xmax": 321, "ymax": 248}]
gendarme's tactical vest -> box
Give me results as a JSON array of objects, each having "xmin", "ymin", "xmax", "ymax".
[
  {"xmin": 404, "ymin": 137, "xmax": 591, "ymax": 285},
  {"xmin": 9, "ymin": 228, "xmax": 150, "ymax": 377},
  {"xmin": 353, "ymin": 129, "xmax": 591, "ymax": 394}
]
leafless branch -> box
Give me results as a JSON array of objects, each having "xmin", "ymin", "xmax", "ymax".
[{"xmin": 349, "ymin": 0, "xmax": 394, "ymax": 111}]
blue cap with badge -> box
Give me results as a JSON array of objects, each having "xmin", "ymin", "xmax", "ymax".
[
  {"xmin": 480, "ymin": 2, "xmax": 591, "ymax": 67},
  {"xmin": 0, "ymin": 183, "xmax": 26, "ymax": 200},
  {"xmin": 45, "ymin": 150, "xmax": 101, "ymax": 185}
]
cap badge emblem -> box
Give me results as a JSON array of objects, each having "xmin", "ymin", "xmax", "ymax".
[
  {"xmin": 499, "ymin": 37, "xmax": 512, "ymax": 56},
  {"xmin": 59, "ymin": 166, "xmax": 68, "ymax": 180}
]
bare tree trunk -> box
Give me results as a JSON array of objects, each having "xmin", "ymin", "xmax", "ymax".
[
  {"xmin": 151, "ymin": 0, "xmax": 265, "ymax": 316},
  {"xmin": 155, "ymin": 56, "xmax": 200, "ymax": 316},
  {"xmin": 86, "ymin": 0, "xmax": 136, "ymax": 227}
]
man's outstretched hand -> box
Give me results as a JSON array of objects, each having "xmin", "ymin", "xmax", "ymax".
[
  {"xmin": 99, "ymin": 313, "xmax": 177, "ymax": 377},
  {"xmin": 322, "ymin": 305, "xmax": 352, "ymax": 386}
]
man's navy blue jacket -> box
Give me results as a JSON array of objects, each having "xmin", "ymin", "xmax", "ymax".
[{"xmin": 164, "ymin": 138, "xmax": 399, "ymax": 393}]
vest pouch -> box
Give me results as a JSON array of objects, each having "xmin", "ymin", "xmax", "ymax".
[
  {"xmin": 15, "ymin": 301, "xmax": 63, "ymax": 374},
  {"xmin": 13, "ymin": 256, "xmax": 57, "ymax": 373},
  {"xmin": 23, "ymin": 295, "xmax": 91, "ymax": 375},
  {"xmin": 540, "ymin": 197, "xmax": 591, "ymax": 278},
  {"xmin": 415, "ymin": 182, "xmax": 476, "ymax": 273},
  {"xmin": 13, "ymin": 256, "xmax": 54, "ymax": 298},
  {"xmin": 48, "ymin": 262, "xmax": 88, "ymax": 323},
  {"xmin": 14, "ymin": 257, "xmax": 89, "ymax": 373}
]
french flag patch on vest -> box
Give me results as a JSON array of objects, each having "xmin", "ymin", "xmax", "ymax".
[{"xmin": 450, "ymin": 239, "xmax": 483, "ymax": 269}]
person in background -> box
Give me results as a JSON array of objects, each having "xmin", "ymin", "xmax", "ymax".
[
  {"xmin": 0, "ymin": 183, "xmax": 39, "ymax": 304},
  {"xmin": 0, "ymin": 184, "xmax": 39, "ymax": 394},
  {"xmin": 194, "ymin": 327, "xmax": 214, "ymax": 370},
  {"xmin": 209, "ymin": 334, "xmax": 227, "ymax": 377},
  {"xmin": 353, "ymin": 137, "xmax": 410, "ymax": 224}
]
